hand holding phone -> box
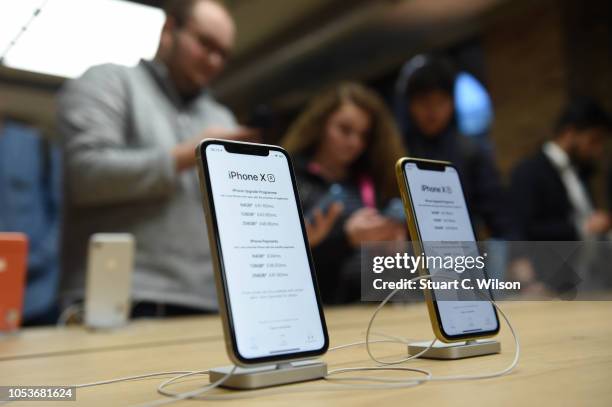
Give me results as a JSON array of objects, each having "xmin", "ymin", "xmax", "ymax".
[
  {"xmin": 381, "ymin": 198, "xmax": 407, "ymax": 223},
  {"xmin": 305, "ymin": 184, "xmax": 346, "ymax": 221},
  {"xmin": 173, "ymin": 127, "xmax": 262, "ymax": 172},
  {"xmin": 344, "ymin": 208, "xmax": 401, "ymax": 247},
  {"xmin": 305, "ymin": 202, "xmax": 343, "ymax": 248}
]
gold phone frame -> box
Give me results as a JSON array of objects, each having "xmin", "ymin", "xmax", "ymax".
[
  {"xmin": 195, "ymin": 139, "xmax": 329, "ymax": 366},
  {"xmin": 395, "ymin": 157, "xmax": 500, "ymax": 343}
]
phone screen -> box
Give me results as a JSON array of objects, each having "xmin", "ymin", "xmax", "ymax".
[
  {"xmin": 403, "ymin": 161, "xmax": 499, "ymax": 338},
  {"xmin": 203, "ymin": 142, "xmax": 327, "ymax": 362}
]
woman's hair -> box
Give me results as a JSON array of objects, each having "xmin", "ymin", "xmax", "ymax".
[{"xmin": 282, "ymin": 82, "xmax": 407, "ymax": 202}]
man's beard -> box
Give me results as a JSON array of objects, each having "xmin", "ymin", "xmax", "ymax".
[{"xmin": 571, "ymin": 153, "xmax": 599, "ymax": 179}]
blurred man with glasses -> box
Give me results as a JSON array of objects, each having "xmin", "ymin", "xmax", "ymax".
[{"xmin": 58, "ymin": 0, "xmax": 258, "ymax": 318}]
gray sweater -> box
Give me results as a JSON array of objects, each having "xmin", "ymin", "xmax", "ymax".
[{"xmin": 58, "ymin": 60, "xmax": 236, "ymax": 310}]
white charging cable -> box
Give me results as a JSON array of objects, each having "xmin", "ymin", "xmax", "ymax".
[
  {"xmin": 29, "ymin": 333, "xmax": 413, "ymax": 406},
  {"xmin": 328, "ymin": 334, "xmax": 412, "ymax": 352},
  {"xmin": 74, "ymin": 371, "xmax": 201, "ymax": 389},
  {"xmin": 0, "ymin": 371, "xmax": 208, "ymax": 407},
  {"xmin": 148, "ymin": 282, "xmax": 520, "ymax": 404},
  {"xmin": 47, "ymin": 274, "xmax": 518, "ymax": 406},
  {"xmin": 314, "ymin": 273, "xmax": 520, "ymax": 389},
  {"xmin": 133, "ymin": 367, "xmax": 236, "ymax": 407},
  {"xmin": 362, "ymin": 273, "xmax": 521, "ymax": 379},
  {"xmin": 428, "ymin": 300, "xmax": 520, "ymax": 381},
  {"xmin": 149, "ymin": 365, "xmax": 430, "ymax": 403}
]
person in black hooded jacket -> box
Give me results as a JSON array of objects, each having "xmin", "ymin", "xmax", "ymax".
[{"xmin": 394, "ymin": 54, "xmax": 516, "ymax": 240}]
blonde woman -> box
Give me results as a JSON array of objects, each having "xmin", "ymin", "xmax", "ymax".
[{"xmin": 282, "ymin": 82, "xmax": 407, "ymax": 303}]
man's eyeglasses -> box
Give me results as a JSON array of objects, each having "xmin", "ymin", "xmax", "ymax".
[{"xmin": 181, "ymin": 26, "xmax": 231, "ymax": 63}]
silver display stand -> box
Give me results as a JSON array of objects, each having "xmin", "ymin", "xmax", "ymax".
[
  {"xmin": 209, "ymin": 359, "xmax": 327, "ymax": 389},
  {"xmin": 408, "ymin": 339, "xmax": 501, "ymax": 360}
]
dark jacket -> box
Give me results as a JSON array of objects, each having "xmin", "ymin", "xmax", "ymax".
[
  {"xmin": 509, "ymin": 149, "xmax": 593, "ymax": 294},
  {"xmin": 293, "ymin": 157, "xmax": 385, "ymax": 304},
  {"xmin": 510, "ymin": 150, "xmax": 584, "ymax": 241},
  {"xmin": 402, "ymin": 127, "xmax": 517, "ymax": 240},
  {"xmin": 393, "ymin": 66, "xmax": 516, "ymax": 239},
  {"xmin": 608, "ymin": 166, "xmax": 612, "ymax": 211}
]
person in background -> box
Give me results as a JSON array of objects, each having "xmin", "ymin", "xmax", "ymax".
[
  {"xmin": 509, "ymin": 98, "xmax": 611, "ymax": 294},
  {"xmin": 608, "ymin": 166, "xmax": 612, "ymax": 215},
  {"xmin": 282, "ymin": 82, "xmax": 407, "ymax": 304},
  {"xmin": 510, "ymin": 98, "xmax": 611, "ymax": 241},
  {"xmin": 58, "ymin": 0, "xmax": 258, "ymax": 318},
  {"xmin": 394, "ymin": 54, "xmax": 516, "ymax": 240},
  {"xmin": 0, "ymin": 118, "xmax": 61, "ymax": 325}
]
